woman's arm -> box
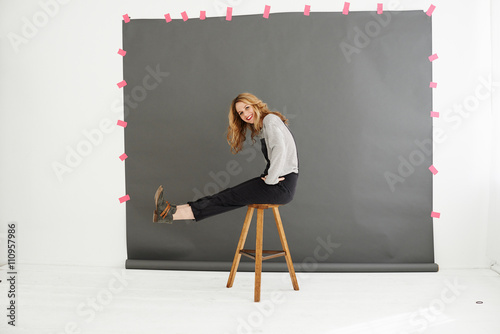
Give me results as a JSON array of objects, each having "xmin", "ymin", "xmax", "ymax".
[{"xmin": 263, "ymin": 122, "xmax": 287, "ymax": 185}]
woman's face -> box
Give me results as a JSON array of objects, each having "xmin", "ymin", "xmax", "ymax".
[{"xmin": 235, "ymin": 101, "xmax": 255, "ymax": 124}]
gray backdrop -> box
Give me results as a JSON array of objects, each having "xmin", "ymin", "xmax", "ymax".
[{"xmin": 123, "ymin": 11, "xmax": 438, "ymax": 272}]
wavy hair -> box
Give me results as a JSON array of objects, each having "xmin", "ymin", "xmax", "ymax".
[{"xmin": 227, "ymin": 93, "xmax": 288, "ymax": 154}]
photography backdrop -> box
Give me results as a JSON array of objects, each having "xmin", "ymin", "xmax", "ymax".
[
  {"xmin": 0, "ymin": 0, "xmax": 496, "ymax": 272},
  {"xmin": 123, "ymin": 10, "xmax": 437, "ymax": 272}
]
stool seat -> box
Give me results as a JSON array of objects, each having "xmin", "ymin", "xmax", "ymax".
[
  {"xmin": 226, "ymin": 204, "xmax": 299, "ymax": 302},
  {"xmin": 247, "ymin": 204, "xmax": 280, "ymax": 209}
]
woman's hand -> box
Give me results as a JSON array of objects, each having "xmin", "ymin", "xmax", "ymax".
[{"xmin": 261, "ymin": 176, "xmax": 285, "ymax": 182}]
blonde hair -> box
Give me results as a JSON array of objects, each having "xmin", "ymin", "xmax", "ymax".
[{"xmin": 227, "ymin": 93, "xmax": 288, "ymax": 154}]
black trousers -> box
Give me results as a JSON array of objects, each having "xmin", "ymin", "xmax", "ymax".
[{"xmin": 187, "ymin": 172, "xmax": 298, "ymax": 221}]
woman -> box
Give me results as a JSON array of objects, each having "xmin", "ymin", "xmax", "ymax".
[{"xmin": 153, "ymin": 92, "xmax": 299, "ymax": 223}]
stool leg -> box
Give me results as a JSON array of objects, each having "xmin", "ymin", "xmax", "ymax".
[
  {"xmin": 272, "ymin": 207, "xmax": 299, "ymax": 291},
  {"xmin": 227, "ymin": 207, "xmax": 254, "ymax": 288},
  {"xmin": 254, "ymin": 208, "xmax": 264, "ymax": 302}
]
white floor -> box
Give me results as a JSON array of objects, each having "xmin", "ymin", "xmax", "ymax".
[{"xmin": 0, "ymin": 265, "xmax": 499, "ymax": 334}]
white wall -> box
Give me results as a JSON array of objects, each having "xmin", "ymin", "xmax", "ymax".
[
  {"xmin": 487, "ymin": 0, "xmax": 500, "ymax": 273},
  {"xmin": 429, "ymin": 0, "xmax": 493, "ymax": 268},
  {"xmin": 0, "ymin": 0, "xmax": 497, "ymax": 269}
]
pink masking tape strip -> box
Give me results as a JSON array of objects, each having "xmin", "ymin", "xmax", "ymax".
[
  {"xmin": 117, "ymin": 120, "xmax": 127, "ymax": 128},
  {"xmin": 123, "ymin": 14, "xmax": 130, "ymax": 23},
  {"xmin": 428, "ymin": 53, "xmax": 438, "ymax": 62},
  {"xmin": 429, "ymin": 81, "xmax": 437, "ymax": 88},
  {"xmin": 117, "ymin": 80, "xmax": 127, "ymax": 88},
  {"xmin": 119, "ymin": 195, "xmax": 130, "ymax": 203},
  {"xmin": 377, "ymin": 3, "xmax": 383, "ymax": 14},
  {"xmin": 431, "ymin": 211, "xmax": 440, "ymax": 218},
  {"xmin": 263, "ymin": 5, "xmax": 271, "ymax": 19},
  {"xmin": 304, "ymin": 5, "xmax": 311, "ymax": 16},
  {"xmin": 426, "ymin": 4, "xmax": 436, "ymax": 16},
  {"xmin": 430, "ymin": 111, "xmax": 439, "ymax": 118},
  {"xmin": 118, "ymin": 49, "xmax": 126, "ymax": 56},
  {"xmin": 119, "ymin": 153, "xmax": 128, "ymax": 161},
  {"xmin": 343, "ymin": 2, "xmax": 350, "ymax": 15},
  {"xmin": 200, "ymin": 11, "xmax": 206, "ymax": 20},
  {"xmin": 164, "ymin": 13, "xmax": 172, "ymax": 22},
  {"xmin": 226, "ymin": 7, "xmax": 232, "ymax": 21},
  {"xmin": 428, "ymin": 165, "xmax": 438, "ymax": 175},
  {"xmin": 181, "ymin": 11, "xmax": 188, "ymax": 21}
]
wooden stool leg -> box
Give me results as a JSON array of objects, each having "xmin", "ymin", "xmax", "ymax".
[
  {"xmin": 272, "ymin": 207, "xmax": 299, "ymax": 291},
  {"xmin": 227, "ymin": 207, "xmax": 254, "ymax": 288},
  {"xmin": 254, "ymin": 208, "xmax": 264, "ymax": 302}
]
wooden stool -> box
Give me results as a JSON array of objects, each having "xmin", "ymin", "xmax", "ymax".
[{"xmin": 226, "ymin": 204, "xmax": 299, "ymax": 302}]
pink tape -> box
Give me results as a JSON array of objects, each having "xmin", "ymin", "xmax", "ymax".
[
  {"xmin": 119, "ymin": 153, "xmax": 128, "ymax": 161},
  {"xmin": 226, "ymin": 7, "xmax": 232, "ymax": 21},
  {"xmin": 429, "ymin": 81, "xmax": 437, "ymax": 88},
  {"xmin": 431, "ymin": 211, "xmax": 440, "ymax": 218},
  {"xmin": 304, "ymin": 5, "xmax": 311, "ymax": 16},
  {"xmin": 117, "ymin": 80, "xmax": 127, "ymax": 88},
  {"xmin": 263, "ymin": 5, "xmax": 271, "ymax": 19},
  {"xmin": 343, "ymin": 2, "xmax": 350, "ymax": 15},
  {"xmin": 200, "ymin": 11, "xmax": 206, "ymax": 20},
  {"xmin": 426, "ymin": 4, "xmax": 436, "ymax": 17},
  {"xmin": 428, "ymin": 165, "xmax": 438, "ymax": 175},
  {"xmin": 377, "ymin": 3, "xmax": 383, "ymax": 14},
  {"xmin": 118, "ymin": 49, "xmax": 126, "ymax": 56},
  {"xmin": 117, "ymin": 120, "xmax": 128, "ymax": 128},
  {"xmin": 428, "ymin": 53, "xmax": 438, "ymax": 62},
  {"xmin": 430, "ymin": 111, "xmax": 439, "ymax": 118},
  {"xmin": 181, "ymin": 11, "xmax": 188, "ymax": 21},
  {"xmin": 119, "ymin": 195, "xmax": 130, "ymax": 203},
  {"xmin": 164, "ymin": 13, "xmax": 172, "ymax": 22},
  {"xmin": 123, "ymin": 14, "xmax": 130, "ymax": 23}
]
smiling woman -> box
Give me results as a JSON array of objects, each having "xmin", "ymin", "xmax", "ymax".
[
  {"xmin": 153, "ymin": 92, "xmax": 299, "ymax": 223},
  {"xmin": 236, "ymin": 103, "xmax": 255, "ymax": 123}
]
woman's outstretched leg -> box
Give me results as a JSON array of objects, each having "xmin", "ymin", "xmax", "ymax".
[
  {"xmin": 187, "ymin": 173, "xmax": 298, "ymax": 222},
  {"xmin": 154, "ymin": 173, "xmax": 297, "ymax": 223}
]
